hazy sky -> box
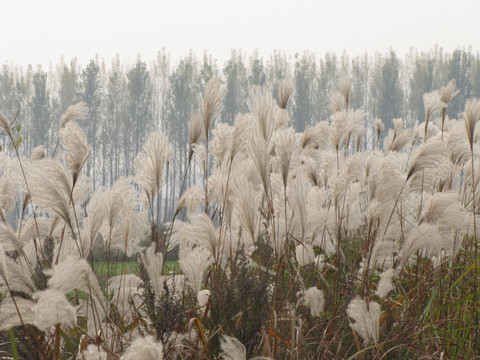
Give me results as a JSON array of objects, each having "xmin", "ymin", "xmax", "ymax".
[{"xmin": 1, "ymin": 0, "xmax": 479, "ymax": 68}]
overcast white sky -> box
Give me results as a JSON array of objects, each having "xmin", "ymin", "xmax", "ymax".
[{"xmin": 1, "ymin": 0, "xmax": 479, "ymax": 68}]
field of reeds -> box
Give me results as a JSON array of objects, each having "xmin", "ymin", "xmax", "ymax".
[{"xmin": 0, "ymin": 76, "xmax": 479, "ymax": 359}]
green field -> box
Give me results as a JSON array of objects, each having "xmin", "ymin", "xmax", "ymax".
[{"xmin": 93, "ymin": 260, "xmax": 180, "ymax": 276}]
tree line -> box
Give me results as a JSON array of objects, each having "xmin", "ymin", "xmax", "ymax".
[{"xmin": 1, "ymin": 46, "xmax": 480, "ymax": 215}]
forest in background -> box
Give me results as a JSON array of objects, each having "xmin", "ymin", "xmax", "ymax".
[{"xmin": 1, "ymin": 46, "xmax": 480, "ymax": 216}]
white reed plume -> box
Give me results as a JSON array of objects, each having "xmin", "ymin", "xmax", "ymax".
[
  {"xmin": 347, "ymin": 296, "xmax": 381, "ymax": 345},
  {"xmin": 277, "ymin": 78, "xmax": 294, "ymax": 109},
  {"xmin": 300, "ymin": 121, "xmax": 330, "ymax": 150},
  {"xmin": 374, "ymin": 118, "xmax": 385, "ymax": 149},
  {"xmin": 0, "ymin": 295, "xmax": 36, "ymax": 331},
  {"xmin": 330, "ymin": 110, "xmax": 347, "ymax": 149},
  {"xmin": 188, "ymin": 112, "xmax": 205, "ymax": 161},
  {"xmin": 81, "ymin": 344, "xmax": 107, "ymax": 360},
  {"xmin": 423, "ymin": 91, "xmax": 446, "ymax": 141},
  {"xmin": 295, "ymin": 243, "xmax": 315, "ymax": 266},
  {"xmin": 338, "ymin": 76, "xmax": 352, "ymax": 110},
  {"xmin": 0, "ymin": 111, "xmax": 13, "ymax": 139},
  {"xmin": 199, "ymin": 77, "xmax": 223, "ymax": 137},
  {"xmin": 407, "ymin": 139, "xmax": 446, "ymax": 181},
  {"xmin": 33, "ymin": 289, "xmax": 76, "ymax": 331},
  {"xmin": 375, "ymin": 268, "xmax": 396, "ymax": 299},
  {"xmin": 0, "ymin": 164, "xmax": 18, "ymax": 222},
  {"xmin": 135, "ymin": 131, "xmax": 173, "ymax": 208},
  {"xmin": 220, "ymin": 335, "xmax": 247, "ymax": 360},
  {"xmin": 140, "ymin": 244, "xmax": 164, "ymax": 297},
  {"xmin": 464, "ymin": 98, "xmax": 480, "ymax": 152},
  {"xmin": 179, "ymin": 246, "xmax": 212, "ymax": 293},
  {"xmin": 248, "ymin": 87, "xmax": 278, "ymax": 142},
  {"xmin": 197, "ymin": 289, "xmax": 211, "ymax": 314},
  {"xmin": 385, "ymin": 119, "xmax": 411, "ymax": 152},
  {"xmin": 31, "ymin": 145, "xmax": 46, "ymax": 160},
  {"xmin": 59, "ymin": 102, "xmax": 88, "ymax": 128},
  {"xmin": 440, "ymin": 79, "xmax": 459, "ymax": 138},
  {"xmin": 176, "ymin": 184, "xmax": 204, "ymax": 216},
  {"xmin": 273, "ymin": 128, "xmax": 296, "ymax": 187},
  {"xmin": 46, "ymin": 257, "xmax": 104, "ymax": 304},
  {"xmin": 232, "ymin": 179, "xmax": 261, "ymax": 247},
  {"xmin": 302, "ymin": 286, "xmax": 325, "ymax": 317},
  {"xmin": 121, "ymin": 335, "xmax": 163, "ymax": 360},
  {"xmin": 329, "ymin": 92, "xmax": 345, "ymax": 114},
  {"xmin": 59, "ymin": 121, "xmax": 91, "ymax": 183},
  {"xmin": 0, "ymin": 243, "xmax": 6, "ymax": 282},
  {"xmin": 0, "ymin": 254, "xmax": 35, "ymax": 294},
  {"xmin": 184, "ymin": 213, "xmax": 218, "ymax": 258}
]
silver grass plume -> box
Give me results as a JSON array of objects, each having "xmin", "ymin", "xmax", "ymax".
[
  {"xmin": 140, "ymin": 244, "xmax": 164, "ymax": 297},
  {"xmin": 277, "ymin": 78, "xmax": 294, "ymax": 109},
  {"xmin": 423, "ymin": 91, "xmax": 446, "ymax": 140},
  {"xmin": 220, "ymin": 335, "xmax": 246, "ymax": 360},
  {"xmin": 301, "ymin": 121, "xmax": 330, "ymax": 150},
  {"xmin": 0, "ymin": 164, "xmax": 18, "ymax": 222},
  {"xmin": 345, "ymin": 109, "xmax": 365, "ymax": 149},
  {"xmin": 273, "ymin": 128, "xmax": 296, "ymax": 187},
  {"xmin": 27, "ymin": 159, "xmax": 76, "ymax": 230},
  {"xmin": 82, "ymin": 345, "xmax": 107, "ymax": 360},
  {"xmin": 59, "ymin": 121, "xmax": 91, "ymax": 183},
  {"xmin": 347, "ymin": 296, "xmax": 381, "ymax": 345},
  {"xmin": 0, "ymin": 255, "xmax": 35, "ymax": 294},
  {"xmin": 211, "ymin": 123, "xmax": 233, "ymax": 167},
  {"xmin": 179, "ymin": 246, "xmax": 212, "ymax": 293},
  {"xmin": 46, "ymin": 257, "xmax": 104, "ymax": 305},
  {"xmin": 199, "ymin": 77, "xmax": 224, "ymax": 137},
  {"xmin": 0, "ymin": 243, "xmax": 6, "ymax": 282},
  {"xmin": 375, "ymin": 268, "xmax": 396, "ymax": 299},
  {"xmin": 464, "ymin": 98, "xmax": 480, "ymax": 152},
  {"xmin": 232, "ymin": 178, "xmax": 261, "ymax": 246},
  {"xmin": 295, "ymin": 243, "xmax": 315, "ymax": 266},
  {"xmin": 248, "ymin": 131, "xmax": 271, "ymax": 193},
  {"xmin": 184, "ymin": 213, "xmax": 218, "ymax": 257},
  {"xmin": 248, "ymin": 87, "xmax": 278, "ymax": 142},
  {"xmin": 407, "ymin": 139, "xmax": 446, "ymax": 180},
  {"xmin": 355, "ymin": 126, "xmax": 366, "ymax": 152},
  {"xmin": 188, "ymin": 112, "xmax": 205, "ymax": 162},
  {"xmin": 385, "ymin": 119, "xmax": 411, "ymax": 152},
  {"xmin": 302, "ymin": 286, "xmax": 325, "ymax": 317},
  {"xmin": 338, "ymin": 76, "xmax": 351, "ymax": 110},
  {"xmin": 31, "ymin": 145, "xmax": 46, "ymax": 160},
  {"xmin": 0, "ymin": 296, "xmax": 36, "ymax": 331},
  {"xmin": 59, "ymin": 102, "xmax": 88, "ymax": 128},
  {"xmin": 374, "ymin": 118, "xmax": 385, "ymax": 145},
  {"xmin": 176, "ymin": 184, "xmax": 204, "ymax": 216},
  {"xmin": 440, "ymin": 79, "xmax": 459, "ymax": 138},
  {"xmin": 120, "ymin": 335, "xmax": 163, "ymax": 360},
  {"xmin": 197, "ymin": 289, "xmax": 211, "ymax": 313},
  {"xmin": 329, "ymin": 92, "xmax": 345, "ymax": 114},
  {"xmin": 330, "ymin": 110, "xmax": 347, "ymax": 151},
  {"xmin": 135, "ymin": 131, "xmax": 173, "ymax": 208},
  {"xmin": 0, "ymin": 111, "xmax": 13, "ymax": 139},
  {"xmin": 33, "ymin": 289, "xmax": 76, "ymax": 331}
]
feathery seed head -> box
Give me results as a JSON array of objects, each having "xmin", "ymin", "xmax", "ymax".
[
  {"xmin": 440, "ymin": 79, "xmax": 459, "ymax": 105},
  {"xmin": 200, "ymin": 77, "xmax": 223, "ymax": 137},
  {"xmin": 31, "ymin": 145, "xmax": 46, "ymax": 160},
  {"xmin": 277, "ymin": 77, "xmax": 294, "ymax": 109},
  {"xmin": 338, "ymin": 76, "xmax": 352, "ymax": 109},
  {"xmin": 59, "ymin": 102, "xmax": 88, "ymax": 128},
  {"xmin": 347, "ymin": 296, "xmax": 381, "ymax": 345},
  {"xmin": 0, "ymin": 111, "xmax": 13, "ymax": 139},
  {"xmin": 463, "ymin": 98, "xmax": 480, "ymax": 151}
]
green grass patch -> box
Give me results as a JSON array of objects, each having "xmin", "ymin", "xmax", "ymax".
[{"xmin": 93, "ymin": 260, "xmax": 180, "ymax": 276}]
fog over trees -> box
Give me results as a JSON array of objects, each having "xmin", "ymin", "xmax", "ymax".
[{"xmin": 1, "ymin": 46, "xmax": 480, "ymax": 215}]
